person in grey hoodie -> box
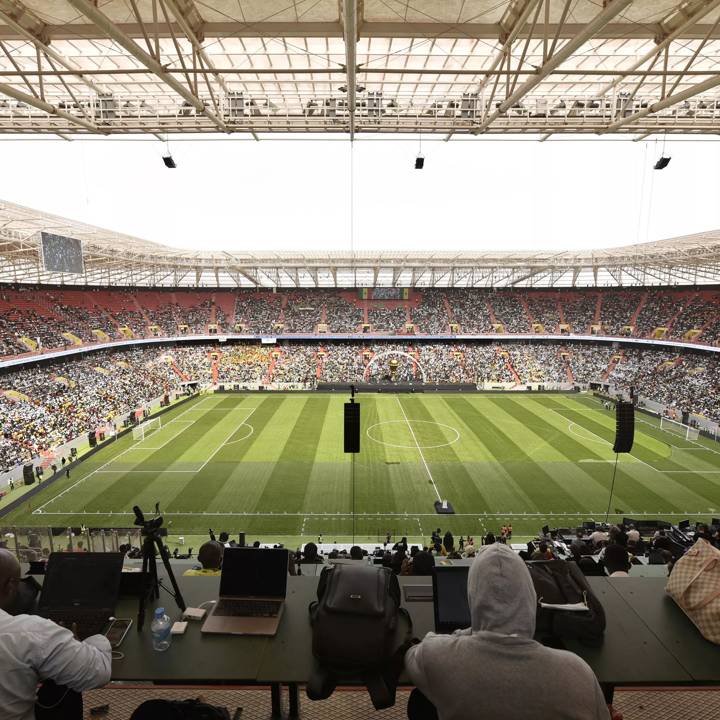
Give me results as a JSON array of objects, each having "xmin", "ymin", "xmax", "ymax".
[{"xmin": 405, "ymin": 543, "xmax": 610, "ymax": 720}]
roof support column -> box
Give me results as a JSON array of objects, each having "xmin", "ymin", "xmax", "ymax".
[{"xmin": 342, "ymin": 0, "xmax": 357, "ymax": 140}]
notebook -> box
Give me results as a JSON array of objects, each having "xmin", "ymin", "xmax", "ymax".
[
  {"xmin": 38, "ymin": 552, "xmax": 123, "ymax": 639},
  {"xmin": 201, "ymin": 548, "xmax": 288, "ymax": 636}
]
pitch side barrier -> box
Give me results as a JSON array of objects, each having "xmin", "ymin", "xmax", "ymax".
[
  {"xmin": 0, "ymin": 392, "xmax": 199, "ymax": 519},
  {"xmin": 2, "ymin": 332, "xmax": 720, "ymax": 370}
]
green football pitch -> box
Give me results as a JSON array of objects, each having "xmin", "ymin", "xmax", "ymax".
[{"xmin": 4, "ymin": 392, "xmax": 720, "ymax": 544}]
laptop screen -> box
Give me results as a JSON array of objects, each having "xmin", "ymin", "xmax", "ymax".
[
  {"xmin": 40, "ymin": 553, "xmax": 123, "ymax": 611},
  {"xmin": 220, "ymin": 548, "xmax": 288, "ymax": 598},
  {"xmin": 433, "ymin": 566, "xmax": 471, "ymax": 633}
]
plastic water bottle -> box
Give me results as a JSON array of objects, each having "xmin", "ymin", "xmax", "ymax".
[{"xmin": 151, "ymin": 607, "xmax": 172, "ymax": 652}]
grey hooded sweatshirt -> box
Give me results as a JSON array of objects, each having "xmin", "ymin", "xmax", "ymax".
[{"xmin": 405, "ymin": 543, "xmax": 610, "ymax": 720}]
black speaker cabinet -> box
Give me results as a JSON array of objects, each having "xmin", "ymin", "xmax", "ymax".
[
  {"xmin": 344, "ymin": 402, "xmax": 360, "ymax": 454},
  {"xmin": 88, "ymin": 430, "xmax": 97, "ymax": 448},
  {"xmin": 613, "ymin": 401, "xmax": 634, "ymax": 453},
  {"xmin": 23, "ymin": 463, "xmax": 35, "ymax": 485}
]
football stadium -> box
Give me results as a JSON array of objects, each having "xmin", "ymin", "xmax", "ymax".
[{"xmin": 1, "ymin": 1, "xmax": 720, "ymax": 718}]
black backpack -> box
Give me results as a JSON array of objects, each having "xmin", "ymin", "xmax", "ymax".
[
  {"xmin": 129, "ymin": 699, "xmax": 232, "ymax": 720},
  {"xmin": 527, "ymin": 560, "xmax": 606, "ymax": 647},
  {"xmin": 307, "ymin": 563, "xmax": 413, "ymax": 710}
]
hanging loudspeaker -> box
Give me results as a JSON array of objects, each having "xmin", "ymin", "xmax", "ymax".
[
  {"xmin": 344, "ymin": 402, "xmax": 360, "ymax": 454},
  {"xmin": 613, "ymin": 401, "xmax": 634, "ymax": 453}
]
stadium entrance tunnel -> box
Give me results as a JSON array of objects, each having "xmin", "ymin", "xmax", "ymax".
[{"xmin": 366, "ymin": 420, "xmax": 460, "ymax": 450}]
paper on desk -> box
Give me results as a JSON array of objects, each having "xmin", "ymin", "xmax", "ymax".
[{"xmin": 539, "ymin": 601, "xmax": 588, "ymax": 612}]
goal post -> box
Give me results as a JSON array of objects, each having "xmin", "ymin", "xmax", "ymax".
[
  {"xmin": 132, "ymin": 416, "xmax": 162, "ymax": 441},
  {"xmin": 660, "ymin": 416, "xmax": 699, "ymax": 441}
]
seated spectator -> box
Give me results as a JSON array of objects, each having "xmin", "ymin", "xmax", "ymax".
[
  {"xmin": 405, "ymin": 544, "xmax": 610, "ymax": 720},
  {"xmin": 392, "ymin": 536, "xmax": 408, "ymax": 553},
  {"xmin": 530, "ymin": 541, "xmax": 553, "ymax": 561},
  {"xmin": 604, "ymin": 544, "xmax": 631, "ymax": 577},
  {"xmin": 653, "ymin": 529, "xmax": 673, "ymax": 553},
  {"xmin": 411, "ymin": 550, "xmax": 435, "ymax": 576},
  {"xmin": 183, "ymin": 540, "xmax": 223, "ymax": 576},
  {"xmin": 570, "ymin": 528, "xmax": 588, "ymax": 558},
  {"xmin": 483, "ymin": 533, "xmax": 496, "ymax": 545},
  {"xmin": 0, "ymin": 548, "xmax": 112, "ymax": 720},
  {"xmin": 590, "ymin": 528, "xmax": 609, "ymax": 548},
  {"xmin": 349, "ymin": 545, "xmax": 364, "ymax": 560},
  {"xmin": 391, "ymin": 550, "xmax": 406, "ymax": 575},
  {"xmin": 626, "ymin": 524, "xmax": 640, "ymax": 544},
  {"xmin": 299, "ymin": 542, "xmax": 323, "ymax": 564}
]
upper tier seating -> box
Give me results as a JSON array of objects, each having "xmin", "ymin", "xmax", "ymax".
[{"xmin": 0, "ymin": 286, "xmax": 718, "ymax": 359}]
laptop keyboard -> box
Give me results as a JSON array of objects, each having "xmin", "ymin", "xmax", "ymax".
[
  {"xmin": 47, "ymin": 613, "xmax": 109, "ymax": 640},
  {"xmin": 214, "ymin": 599, "xmax": 282, "ymax": 618}
]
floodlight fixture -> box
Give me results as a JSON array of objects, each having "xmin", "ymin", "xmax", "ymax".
[
  {"xmin": 654, "ymin": 156, "xmax": 671, "ymax": 170},
  {"xmin": 162, "ymin": 154, "xmax": 177, "ymax": 169}
]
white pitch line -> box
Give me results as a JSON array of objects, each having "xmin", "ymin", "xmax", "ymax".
[
  {"xmin": 396, "ymin": 397, "xmax": 442, "ymax": 502},
  {"xmin": 34, "ymin": 395, "xmax": 218, "ymax": 512},
  {"xmin": 194, "ymin": 407, "xmax": 259, "ymax": 472},
  {"xmin": 31, "ymin": 510, "xmax": 718, "ymax": 517}
]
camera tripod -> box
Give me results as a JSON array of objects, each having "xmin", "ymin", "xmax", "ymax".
[{"xmin": 134, "ymin": 504, "xmax": 186, "ymax": 629}]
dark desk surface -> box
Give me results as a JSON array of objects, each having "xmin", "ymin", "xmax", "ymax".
[
  {"xmin": 111, "ymin": 574, "xmax": 715, "ymax": 686},
  {"xmin": 607, "ymin": 577, "xmax": 720, "ymax": 684}
]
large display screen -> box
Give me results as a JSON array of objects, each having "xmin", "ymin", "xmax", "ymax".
[
  {"xmin": 40, "ymin": 232, "xmax": 84, "ymax": 274},
  {"xmin": 359, "ymin": 288, "xmax": 409, "ymax": 300}
]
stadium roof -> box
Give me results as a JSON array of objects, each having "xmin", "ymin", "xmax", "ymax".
[
  {"xmin": 2, "ymin": 1, "xmax": 720, "ymax": 138},
  {"xmin": 2, "ymin": 198, "xmax": 720, "ymax": 287}
]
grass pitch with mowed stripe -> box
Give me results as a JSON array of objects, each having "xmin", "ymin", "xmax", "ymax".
[{"xmin": 5, "ymin": 392, "xmax": 720, "ymax": 542}]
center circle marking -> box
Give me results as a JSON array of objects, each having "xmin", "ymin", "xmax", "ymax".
[{"xmin": 366, "ymin": 420, "xmax": 461, "ymax": 449}]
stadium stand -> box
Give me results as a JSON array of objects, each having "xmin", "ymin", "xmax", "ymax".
[
  {"xmin": 2, "ymin": 340, "xmax": 719, "ymax": 473},
  {"xmin": 1, "ymin": 286, "xmax": 719, "ymax": 359}
]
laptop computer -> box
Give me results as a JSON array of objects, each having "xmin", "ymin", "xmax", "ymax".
[
  {"xmin": 201, "ymin": 548, "xmax": 288, "ymax": 636},
  {"xmin": 432, "ymin": 566, "xmax": 471, "ymax": 634},
  {"xmin": 38, "ymin": 552, "xmax": 123, "ymax": 640}
]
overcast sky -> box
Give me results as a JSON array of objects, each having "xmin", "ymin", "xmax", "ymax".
[{"xmin": 1, "ymin": 134, "xmax": 719, "ymax": 253}]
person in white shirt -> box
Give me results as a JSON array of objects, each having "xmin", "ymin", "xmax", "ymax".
[
  {"xmin": 626, "ymin": 525, "xmax": 640, "ymax": 544},
  {"xmin": 0, "ymin": 548, "xmax": 112, "ymax": 720}
]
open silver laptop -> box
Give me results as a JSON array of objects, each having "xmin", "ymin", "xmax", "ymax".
[{"xmin": 201, "ymin": 548, "xmax": 288, "ymax": 635}]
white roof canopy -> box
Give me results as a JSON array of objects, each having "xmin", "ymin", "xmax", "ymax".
[
  {"xmin": 2, "ymin": 1, "xmax": 720, "ymax": 137},
  {"xmin": 2, "ymin": 198, "xmax": 720, "ymax": 287}
]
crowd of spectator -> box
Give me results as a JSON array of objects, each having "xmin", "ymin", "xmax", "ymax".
[
  {"xmin": 1, "ymin": 338, "xmax": 719, "ymax": 472},
  {"xmin": 1, "ymin": 286, "xmax": 719, "ymax": 358},
  {"xmin": 282, "ymin": 292, "xmax": 323, "ymax": 333},
  {"xmin": 368, "ymin": 304, "xmax": 408, "ymax": 332},
  {"xmin": 0, "ymin": 348, "xmax": 177, "ymax": 472}
]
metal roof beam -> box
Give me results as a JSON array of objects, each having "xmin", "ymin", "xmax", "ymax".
[
  {"xmin": 473, "ymin": 0, "xmax": 633, "ymax": 134},
  {"xmin": 342, "ymin": 0, "xmax": 358, "ymax": 141},
  {"xmin": 0, "ymin": 82, "xmax": 102, "ymax": 132},
  {"xmin": 604, "ymin": 71, "xmax": 720, "ymax": 133},
  {"xmin": 597, "ymin": 0, "xmax": 720, "ymax": 97},
  {"xmin": 65, "ymin": 0, "xmax": 228, "ymax": 133},
  {"xmin": 6, "ymin": 21, "xmax": 720, "ymax": 42},
  {"xmin": 0, "ymin": 4, "xmax": 105, "ymax": 94}
]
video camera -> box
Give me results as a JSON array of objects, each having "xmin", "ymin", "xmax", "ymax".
[{"xmin": 133, "ymin": 503, "xmax": 164, "ymax": 537}]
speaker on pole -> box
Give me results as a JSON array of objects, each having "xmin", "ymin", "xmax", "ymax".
[
  {"xmin": 613, "ymin": 401, "xmax": 634, "ymax": 453},
  {"xmin": 344, "ymin": 401, "xmax": 360, "ymax": 454},
  {"xmin": 23, "ymin": 463, "xmax": 35, "ymax": 485},
  {"xmin": 88, "ymin": 430, "xmax": 97, "ymax": 448}
]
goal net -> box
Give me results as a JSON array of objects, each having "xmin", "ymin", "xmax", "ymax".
[
  {"xmin": 132, "ymin": 417, "xmax": 162, "ymax": 441},
  {"xmin": 660, "ymin": 416, "xmax": 699, "ymax": 442}
]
